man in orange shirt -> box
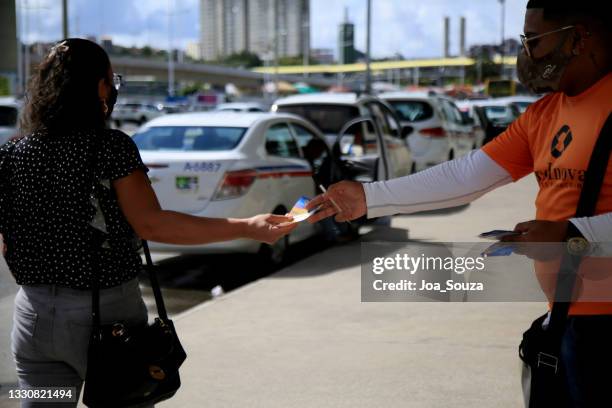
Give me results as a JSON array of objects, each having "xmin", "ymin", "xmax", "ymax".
[{"xmin": 307, "ymin": 0, "xmax": 611, "ymax": 404}]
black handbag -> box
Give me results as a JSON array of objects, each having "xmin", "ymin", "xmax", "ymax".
[
  {"xmin": 518, "ymin": 114, "xmax": 612, "ymax": 408},
  {"xmin": 81, "ymin": 130, "xmax": 186, "ymax": 407},
  {"xmin": 82, "ymin": 240, "xmax": 187, "ymax": 408}
]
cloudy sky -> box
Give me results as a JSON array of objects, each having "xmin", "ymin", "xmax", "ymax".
[{"xmin": 19, "ymin": 0, "xmax": 528, "ymax": 59}]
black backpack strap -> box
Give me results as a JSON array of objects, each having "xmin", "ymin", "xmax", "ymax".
[{"xmin": 547, "ymin": 113, "xmax": 612, "ymax": 336}]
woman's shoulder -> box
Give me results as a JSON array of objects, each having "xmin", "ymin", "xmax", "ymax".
[{"xmin": 98, "ymin": 128, "xmax": 138, "ymax": 151}]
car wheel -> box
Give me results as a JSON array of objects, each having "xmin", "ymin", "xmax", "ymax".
[
  {"xmin": 258, "ymin": 206, "xmax": 289, "ymax": 267},
  {"xmin": 410, "ymin": 162, "xmax": 417, "ymax": 174},
  {"xmin": 448, "ymin": 149, "xmax": 455, "ymax": 160},
  {"xmin": 114, "ymin": 120, "xmax": 122, "ymax": 128},
  {"xmin": 139, "ymin": 116, "xmax": 147, "ymax": 125}
]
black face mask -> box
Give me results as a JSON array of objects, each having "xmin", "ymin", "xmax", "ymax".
[
  {"xmin": 105, "ymin": 86, "xmax": 118, "ymax": 119},
  {"xmin": 517, "ymin": 32, "xmax": 575, "ymax": 94}
]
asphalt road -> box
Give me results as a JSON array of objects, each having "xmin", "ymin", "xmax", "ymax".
[{"xmin": 159, "ymin": 176, "xmax": 543, "ymax": 408}]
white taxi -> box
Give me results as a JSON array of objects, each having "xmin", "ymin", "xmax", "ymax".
[{"xmin": 133, "ymin": 112, "xmax": 332, "ymax": 264}]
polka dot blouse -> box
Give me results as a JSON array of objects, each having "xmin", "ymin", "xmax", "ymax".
[{"xmin": 0, "ymin": 129, "xmax": 149, "ymax": 289}]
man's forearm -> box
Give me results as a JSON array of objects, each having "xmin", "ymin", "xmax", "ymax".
[{"xmin": 362, "ymin": 150, "xmax": 513, "ymax": 218}]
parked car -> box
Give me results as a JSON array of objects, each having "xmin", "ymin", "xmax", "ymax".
[
  {"xmin": 132, "ymin": 112, "xmax": 349, "ymax": 263},
  {"xmin": 0, "ymin": 97, "xmax": 21, "ymax": 145},
  {"xmin": 495, "ymin": 95, "xmax": 539, "ymax": 118},
  {"xmin": 457, "ymin": 99, "xmax": 517, "ymax": 145},
  {"xmin": 271, "ymin": 93, "xmax": 413, "ymax": 180},
  {"xmin": 112, "ymin": 102, "xmax": 165, "ymax": 126},
  {"xmin": 379, "ymin": 92, "xmax": 484, "ymax": 172},
  {"xmin": 214, "ymin": 102, "xmax": 266, "ymax": 113}
]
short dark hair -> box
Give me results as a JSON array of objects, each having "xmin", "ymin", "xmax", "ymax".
[
  {"xmin": 21, "ymin": 38, "xmax": 111, "ymax": 135},
  {"xmin": 526, "ymin": 0, "xmax": 610, "ymax": 31}
]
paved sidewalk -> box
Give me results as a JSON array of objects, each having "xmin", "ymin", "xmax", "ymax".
[{"xmin": 160, "ymin": 177, "xmax": 543, "ymax": 408}]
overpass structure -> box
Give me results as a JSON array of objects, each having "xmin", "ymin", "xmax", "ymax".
[
  {"xmin": 252, "ymin": 56, "xmax": 518, "ymax": 87},
  {"xmin": 252, "ymin": 56, "xmax": 518, "ymax": 75},
  {"xmin": 109, "ymin": 57, "xmax": 336, "ymax": 91}
]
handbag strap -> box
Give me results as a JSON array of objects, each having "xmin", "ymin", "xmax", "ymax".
[
  {"xmin": 547, "ymin": 113, "xmax": 612, "ymax": 335},
  {"xmin": 89, "ymin": 130, "xmax": 169, "ymax": 329},
  {"xmin": 141, "ymin": 240, "xmax": 169, "ymax": 321}
]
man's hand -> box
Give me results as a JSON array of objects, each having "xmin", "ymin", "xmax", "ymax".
[
  {"xmin": 306, "ymin": 181, "xmax": 367, "ymax": 223},
  {"xmin": 244, "ymin": 214, "xmax": 297, "ymax": 244},
  {"xmin": 501, "ymin": 220, "xmax": 569, "ymax": 261},
  {"xmin": 501, "ymin": 220, "xmax": 568, "ymax": 243}
]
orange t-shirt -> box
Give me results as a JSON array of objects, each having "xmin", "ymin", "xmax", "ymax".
[{"xmin": 482, "ymin": 73, "xmax": 612, "ymax": 315}]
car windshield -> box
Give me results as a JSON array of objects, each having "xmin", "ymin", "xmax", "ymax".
[
  {"xmin": 0, "ymin": 106, "xmax": 18, "ymax": 127},
  {"xmin": 512, "ymin": 102, "xmax": 532, "ymax": 114},
  {"xmin": 133, "ymin": 126, "xmax": 247, "ymax": 151},
  {"xmin": 276, "ymin": 104, "xmax": 359, "ymax": 134},
  {"xmin": 483, "ymin": 106, "xmax": 514, "ymax": 123},
  {"xmin": 388, "ymin": 100, "xmax": 433, "ymax": 122}
]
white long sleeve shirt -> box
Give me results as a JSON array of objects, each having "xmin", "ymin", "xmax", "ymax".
[{"xmin": 362, "ymin": 149, "xmax": 612, "ymax": 243}]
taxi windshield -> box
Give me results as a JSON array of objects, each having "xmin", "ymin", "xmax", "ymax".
[{"xmin": 133, "ymin": 126, "xmax": 247, "ymax": 151}]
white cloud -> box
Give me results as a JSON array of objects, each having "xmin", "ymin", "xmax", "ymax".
[
  {"xmin": 17, "ymin": 0, "xmax": 529, "ymax": 57},
  {"xmin": 312, "ymin": 0, "xmax": 529, "ymax": 58}
]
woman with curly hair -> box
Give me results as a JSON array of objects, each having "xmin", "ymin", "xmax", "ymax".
[{"xmin": 0, "ymin": 38, "xmax": 296, "ymax": 407}]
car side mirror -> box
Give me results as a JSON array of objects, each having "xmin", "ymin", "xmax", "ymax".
[{"xmin": 400, "ymin": 125, "xmax": 413, "ymax": 139}]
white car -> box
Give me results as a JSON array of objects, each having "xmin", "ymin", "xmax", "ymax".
[
  {"xmin": 457, "ymin": 98, "xmax": 528, "ymax": 145},
  {"xmin": 112, "ymin": 102, "xmax": 165, "ymax": 126},
  {"xmin": 380, "ymin": 92, "xmax": 482, "ymax": 172},
  {"xmin": 0, "ymin": 97, "xmax": 20, "ymax": 145},
  {"xmin": 272, "ymin": 93, "xmax": 413, "ymax": 180},
  {"xmin": 133, "ymin": 112, "xmax": 337, "ymax": 263},
  {"xmin": 214, "ymin": 102, "xmax": 266, "ymax": 113}
]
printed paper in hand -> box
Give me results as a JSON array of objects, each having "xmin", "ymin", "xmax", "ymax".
[{"xmin": 287, "ymin": 196, "xmax": 320, "ymax": 223}]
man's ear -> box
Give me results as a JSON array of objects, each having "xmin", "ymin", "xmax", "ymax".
[
  {"xmin": 572, "ymin": 26, "xmax": 590, "ymax": 55},
  {"xmin": 98, "ymin": 78, "xmax": 109, "ymax": 100}
]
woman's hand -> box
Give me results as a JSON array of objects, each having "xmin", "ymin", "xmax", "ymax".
[{"xmin": 243, "ymin": 214, "xmax": 298, "ymax": 244}]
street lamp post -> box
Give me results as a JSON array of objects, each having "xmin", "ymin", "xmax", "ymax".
[
  {"xmin": 62, "ymin": 0, "xmax": 68, "ymax": 38},
  {"xmin": 167, "ymin": 0, "xmax": 175, "ymax": 97},
  {"xmin": 364, "ymin": 0, "xmax": 372, "ymax": 94},
  {"xmin": 499, "ymin": 0, "xmax": 505, "ymax": 78}
]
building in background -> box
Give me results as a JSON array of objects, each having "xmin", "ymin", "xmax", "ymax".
[
  {"xmin": 100, "ymin": 37, "xmax": 114, "ymax": 54},
  {"xmin": 200, "ymin": 0, "xmax": 309, "ymax": 61},
  {"xmin": 186, "ymin": 41, "xmax": 203, "ymax": 60},
  {"xmin": 469, "ymin": 38, "xmax": 520, "ymax": 60},
  {"xmin": 337, "ymin": 7, "xmax": 356, "ymax": 64},
  {"xmin": 311, "ymin": 48, "xmax": 335, "ymax": 64}
]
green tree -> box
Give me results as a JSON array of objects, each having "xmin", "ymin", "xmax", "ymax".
[
  {"xmin": 217, "ymin": 51, "xmax": 262, "ymax": 68},
  {"xmin": 277, "ymin": 54, "xmax": 320, "ymax": 66},
  {"xmin": 180, "ymin": 81, "xmax": 205, "ymax": 96}
]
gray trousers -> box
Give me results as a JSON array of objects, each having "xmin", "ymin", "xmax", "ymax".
[{"xmin": 11, "ymin": 278, "xmax": 148, "ymax": 407}]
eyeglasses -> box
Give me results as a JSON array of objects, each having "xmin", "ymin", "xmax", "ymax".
[
  {"xmin": 112, "ymin": 73, "xmax": 123, "ymax": 91},
  {"xmin": 520, "ymin": 25, "xmax": 575, "ymax": 58}
]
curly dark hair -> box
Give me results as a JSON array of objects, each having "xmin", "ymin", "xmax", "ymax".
[{"xmin": 20, "ymin": 38, "xmax": 112, "ymax": 135}]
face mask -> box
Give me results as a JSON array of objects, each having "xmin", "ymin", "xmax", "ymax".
[
  {"xmin": 517, "ymin": 32, "xmax": 574, "ymax": 94},
  {"xmin": 105, "ymin": 86, "xmax": 118, "ymax": 119}
]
